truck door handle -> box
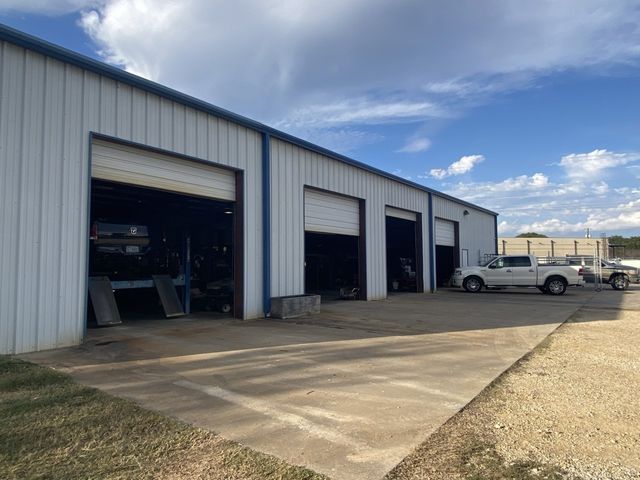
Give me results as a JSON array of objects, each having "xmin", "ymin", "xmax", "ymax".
[
  {"xmin": 506, "ymin": 269, "xmax": 512, "ymax": 272},
  {"xmin": 529, "ymin": 269, "xmax": 534, "ymax": 272}
]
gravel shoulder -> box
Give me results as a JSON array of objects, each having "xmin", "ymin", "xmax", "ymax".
[{"xmin": 386, "ymin": 294, "xmax": 640, "ymax": 480}]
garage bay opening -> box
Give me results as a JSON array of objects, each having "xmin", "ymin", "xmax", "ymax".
[
  {"xmin": 89, "ymin": 179, "xmax": 235, "ymax": 325},
  {"xmin": 303, "ymin": 188, "xmax": 365, "ymax": 300},
  {"xmin": 304, "ymin": 232, "xmax": 360, "ymax": 298},
  {"xmin": 87, "ymin": 138, "xmax": 242, "ymax": 327},
  {"xmin": 385, "ymin": 207, "xmax": 423, "ymax": 293},
  {"xmin": 435, "ymin": 218, "xmax": 459, "ymax": 287}
]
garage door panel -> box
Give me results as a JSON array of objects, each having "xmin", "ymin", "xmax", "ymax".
[
  {"xmin": 305, "ymin": 189, "xmax": 359, "ymax": 236},
  {"xmin": 435, "ymin": 218, "xmax": 456, "ymax": 246},
  {"xmin": 386, "ymin": 206, "xmax": 416, "ymax": 222},
  {"xmin": 92, "ymin": 140, "xmax": 236, "ymax": 201}
]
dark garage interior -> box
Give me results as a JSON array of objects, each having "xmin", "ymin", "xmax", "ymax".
[
  {"xmin": 88, "ymin": 179, "xmax": 235, "ymax": 325},
  {"xmin": 305, "ymin": 232, "xmax": 360, "ymax": 298},
  {"xmin": 386, "ymin": 216, "xmax": 419, "ymax": 292},
  {"xmin": 436, "ymin": 246, "xmax": 457, "ymax": 287}
]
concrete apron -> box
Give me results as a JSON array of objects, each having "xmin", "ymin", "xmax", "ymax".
[{"xmin": 23, "ymin": 288, "xmax": 600, "ymax": 480}]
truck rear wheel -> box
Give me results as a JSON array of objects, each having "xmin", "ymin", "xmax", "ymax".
[
  {"xmin": 611, "ymin": 274, "xmax": 629, "ymax": 290},
  {"xmin": 545, "ymin": 277, "xmax": 567, "ymax": 295},
  {"xmin": 463, "ymin": 276, "xmax": 483, "ymax": 293}
]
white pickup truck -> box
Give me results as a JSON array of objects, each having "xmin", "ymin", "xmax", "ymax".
[{"xmin": 452, "ymin": 255, "xmax": 583, "ymax": 295}]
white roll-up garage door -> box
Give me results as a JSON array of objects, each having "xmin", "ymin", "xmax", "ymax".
[
  {"xmin": 304, "ymin": 189, "xmax": 360, "ymax": 236},
  {"xmin": 91, "ymin": 139, "xmax": 236, "ymax": 201},
  {"xmin": 435, "ymin": 218, "xmax": 456, "ymax": 246},
  {"xmin": 386, "ymin": 206, "xmax": 416, "ymax": 222}
]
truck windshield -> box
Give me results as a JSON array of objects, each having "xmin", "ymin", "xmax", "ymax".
[{"xmin": 481, "ymin": 258, "xmax": 496, "ymax": 267}]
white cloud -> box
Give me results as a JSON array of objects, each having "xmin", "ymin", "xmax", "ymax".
[
  {"xmin": 559, "ymin": 149, "xmax": 640, "ymax": 180},
  {"xmin": 277, "ymin": 97, "xmax": 445, "ymax": 131},
  {"xmin": 397, "ymin": 137, "xmax": 431, "ymax": 154},
  {"xmin": 435, "ymin": 149, "xmax": 640, "ymax": 235},
  {"xmin": 21, "ymin": 0, "xmax": 636, "ymax": 133},
  {"xmin": 426, "ymin": 154, "xmax": 485, "ymax": 179}
]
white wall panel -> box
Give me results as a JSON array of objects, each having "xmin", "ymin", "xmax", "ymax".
[
  {"xmin": 0, "ymin": 41, "xmax": 262, "ymax": 354},
  {"xmin": 270, "ymin": 138, "xmax": 431, "ymax": 300},
  {"xmin": 433, "ymin": 196, "xmax": 497, "ymax": 265}
]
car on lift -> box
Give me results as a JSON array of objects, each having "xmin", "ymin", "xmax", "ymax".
[
  {"xmin": 565, "ymin": 256, "xmax": 639, "ymax": 290},
  {"xmin": 89, "ymin": 221, "xmax": 153, "ymax": 280},
  {"xmin": 452, "ymin": 254, "xmax": 583, "ymax": 295}
]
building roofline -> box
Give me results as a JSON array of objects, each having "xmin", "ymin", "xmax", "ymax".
[{"xmin": 0, "ymin": 23, "xmax": 498, "ymax": 216}]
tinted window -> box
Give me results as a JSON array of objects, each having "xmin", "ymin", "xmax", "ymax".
[{"xmin": 504, "ymin": 256, "xmax": 531, "ymax": 267}]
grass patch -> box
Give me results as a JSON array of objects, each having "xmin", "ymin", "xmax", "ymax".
[{"xmin": 0, "ymin": 356, "xmax": 326, "ymax": 480}]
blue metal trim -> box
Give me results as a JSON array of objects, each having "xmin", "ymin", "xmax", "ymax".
[
  {"xmin": 0, "ymin": 23, "xmax": 499, "ymax": 217},
  {"xmin": 428, "ymin": 193, "xmax": 436, "ymax": 293},
  {"xmin": 262, "ymin": 132, "xmax": 271, "ymax": 317}
]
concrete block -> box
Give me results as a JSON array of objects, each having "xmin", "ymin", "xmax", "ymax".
[{"xmin": 270, "ymin": 295, "xmax": 321, "ymax": 319}]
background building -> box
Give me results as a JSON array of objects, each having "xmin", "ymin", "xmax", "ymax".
[
  {"xmin": 498, "ymin": 237, "xmax": 609, "ymax": 258},
  {"xmin": 0, "ymin": 25, "xmax": 498, "ymax": 354}
]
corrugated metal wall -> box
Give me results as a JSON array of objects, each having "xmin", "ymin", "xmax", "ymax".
[
  {"xmin": 269, "ymin": 138, "xmax": 432, "ymax": 300},
  {"xmin": 0, "ymin": 41, "xmax": 263, "ymax": 354},
  {"xmin": 433, "ymin": 196, "xmax": 497, "ymax": 265},
  {"xmin": 0, "ymin": 35, "xmax": 498, "ymax": 354}
]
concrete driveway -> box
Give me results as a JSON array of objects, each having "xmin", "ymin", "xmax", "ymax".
[{"xmin": 24, "ymin": 287, "xmax": 614, "ymax": 479}]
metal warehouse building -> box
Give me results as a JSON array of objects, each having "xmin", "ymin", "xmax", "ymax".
[{"xmin": 0, "ymin": 25, "xmax": 498, "ymax": 354}]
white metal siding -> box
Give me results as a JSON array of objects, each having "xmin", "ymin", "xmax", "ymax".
[
  {"xmin": 433, "ymin": 196, "xmax": 497, "ymax": 265},
  {"xmin": 386, "ymin": 206, "xmax": 416, "ymax": 222},
  {"xmin": 92, "ymin": 139, "xmax": 236, "ymax": 201},
  {"xmin": 435, "ymin": 219, "xmax": 456, "ymax": 246},
  {"xmin": 304, "ymin": 189, "xmax": 359, "ymax": 236},
  {"xmin": 0, "ymin": 41, "xmax": 262, "ymax": 354},
  {"xmin": 270, "ymin": 138, "xmax": 432, "ymax": 300}
]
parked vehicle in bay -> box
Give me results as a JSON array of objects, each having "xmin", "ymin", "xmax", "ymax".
[
  {"xmin": 452, "ymin": 255, "xmax": 583, "ymax": 295},
  {"xmin": 565, "ymin": 256, "xmax": 639, "ymax": 290}
]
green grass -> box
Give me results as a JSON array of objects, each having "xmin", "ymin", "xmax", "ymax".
[{"xmin": 0, "ymin": 356, "xmax": 326, "ymax": 480}]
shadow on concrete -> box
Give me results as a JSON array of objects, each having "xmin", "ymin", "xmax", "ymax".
[{"xmin": 29, "ymin": 285, "xmax": 635, "ymax": 367}]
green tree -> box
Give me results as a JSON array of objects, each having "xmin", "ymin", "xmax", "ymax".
[
  {"xmin": 609, "ymin": 235, "xmax": 640, "ymax": 249},
  {"xmin": 516, "ymin": 232, "xmax": 548, "ymax": 238}
]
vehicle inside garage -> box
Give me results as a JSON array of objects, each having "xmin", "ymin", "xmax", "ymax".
[
  {"xmin": 435, "ymin": 218, "xmax": 459, "ymax": 287},
  {"xmin": 88, "ymin": 179, "xmax": 235, "ymax": 325},
  {"xmin": 385, "ymin": 214, "xmax": 419, "ymax": 292}
]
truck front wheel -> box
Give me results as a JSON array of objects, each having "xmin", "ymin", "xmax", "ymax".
[
  {"xmin": 545, "ymin": 277, "xmax": 567, "ymax": 295},
  {"xmin": 463, "ymin": 276, "xmax": 483, "ymax": 293},
  {"xmin": 610, "ymin": 274, "xmax": 629, "ymax": 290}
]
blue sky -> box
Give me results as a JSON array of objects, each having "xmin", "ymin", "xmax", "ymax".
[{"xmin": 2, "ymin": 0, "xmax": 640, "ymax": 236}]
